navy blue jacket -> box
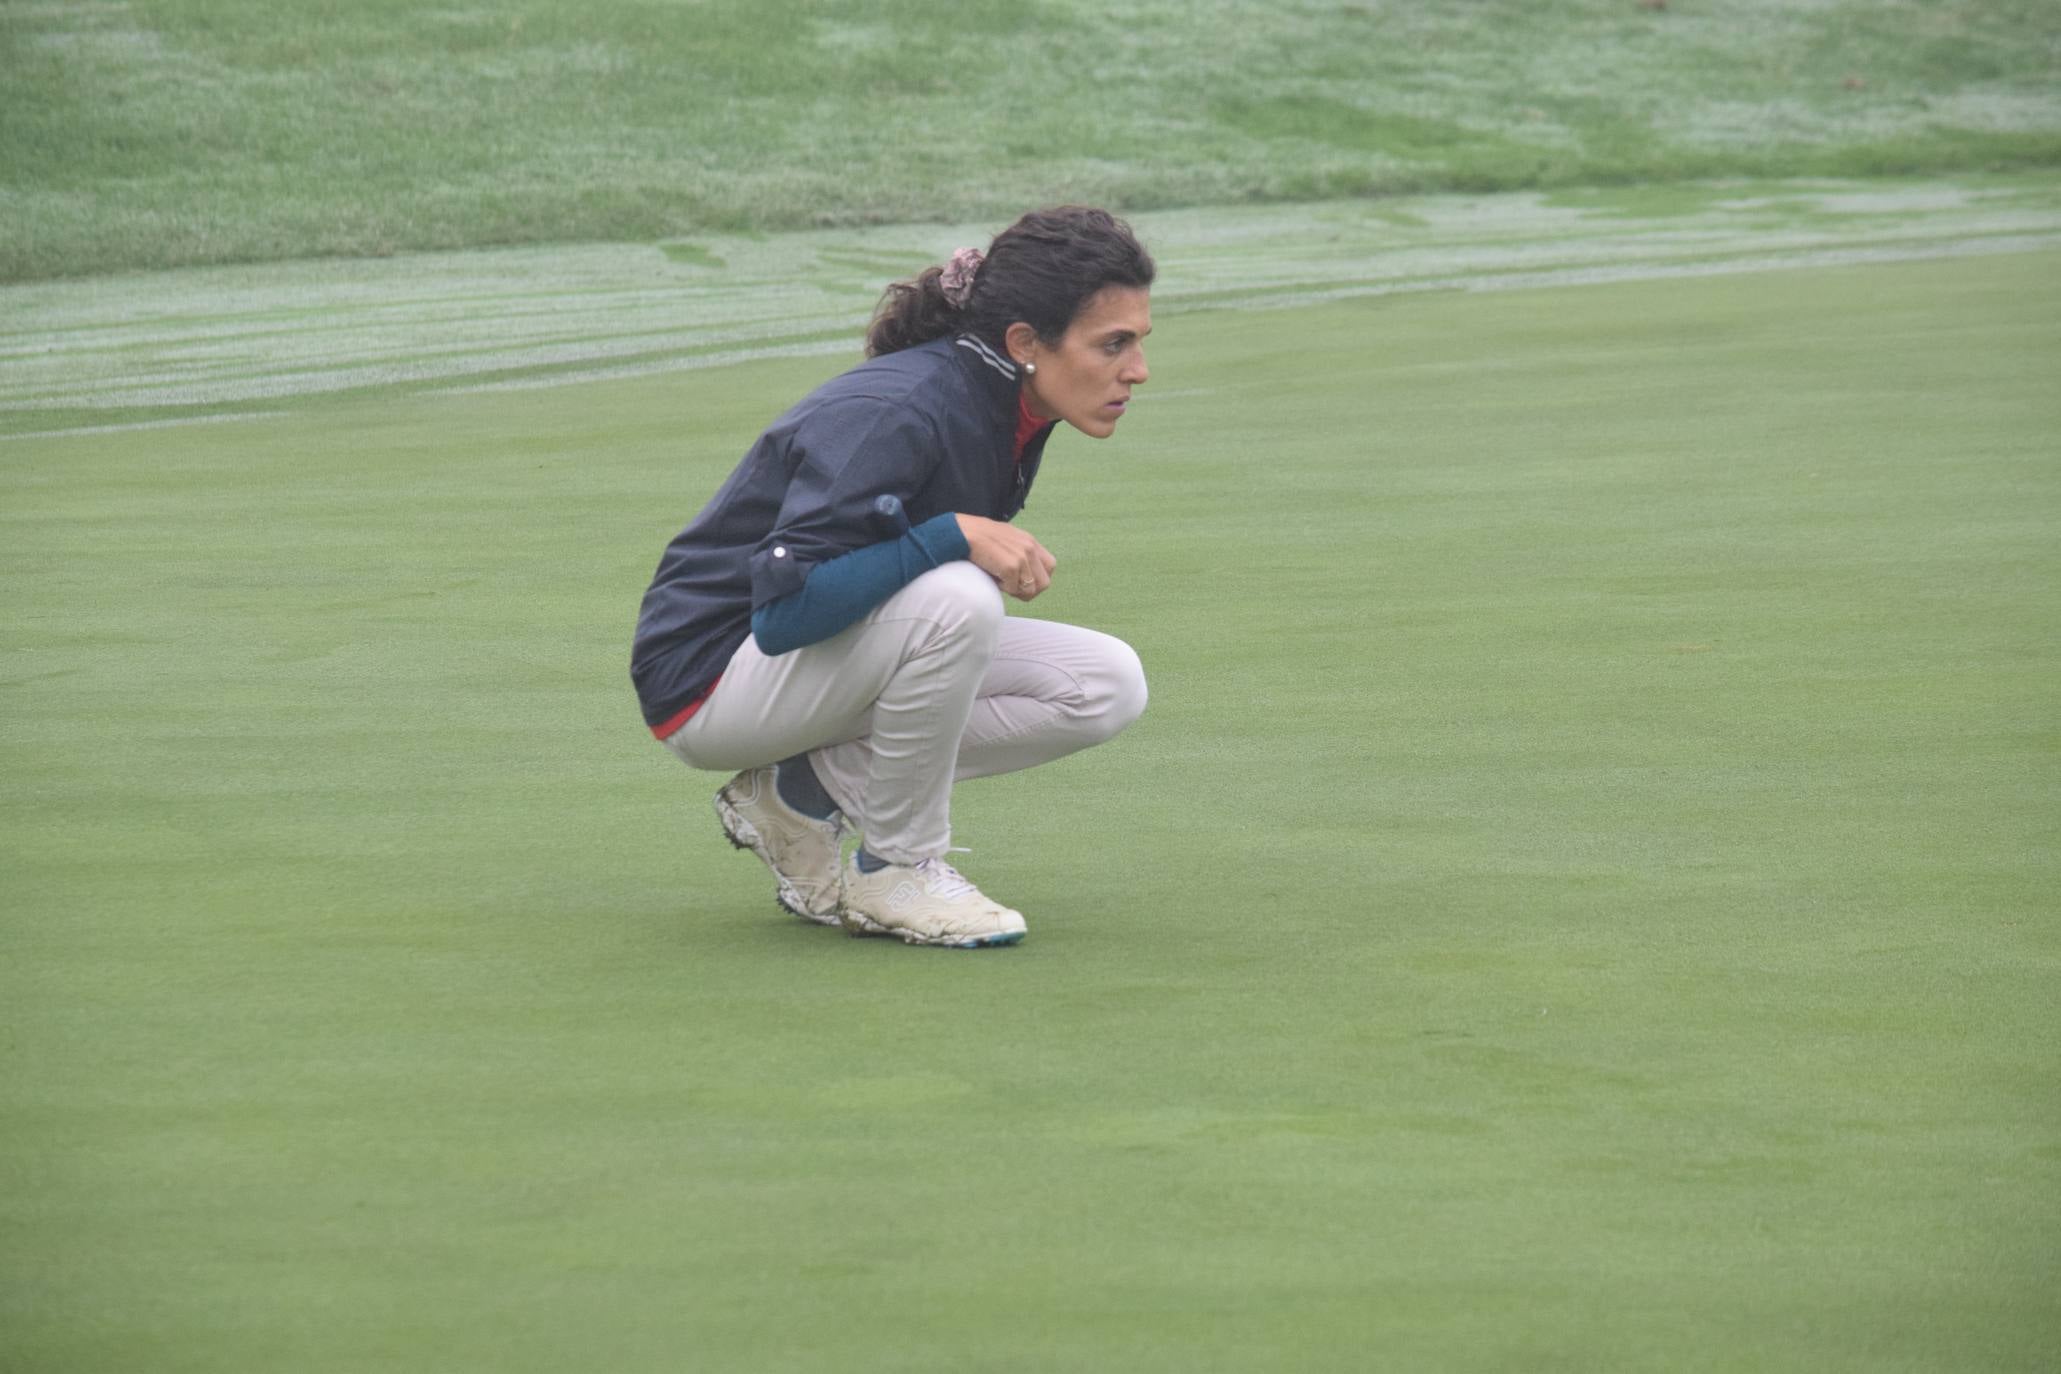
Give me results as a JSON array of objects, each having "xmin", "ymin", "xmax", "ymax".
[{"xmin": 632, "ymin": 334, "xmax": 1051, "ymax": 731}]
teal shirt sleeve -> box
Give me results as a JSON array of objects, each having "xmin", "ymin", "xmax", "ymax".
[{"xmin": 750, "ymin": 512, "xmax": 972, "ymax": 656}]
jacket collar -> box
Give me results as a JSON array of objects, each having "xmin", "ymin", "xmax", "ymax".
[{"xmin": 952, "ymin": 333, "xmax": 1021, "ymax": 404}]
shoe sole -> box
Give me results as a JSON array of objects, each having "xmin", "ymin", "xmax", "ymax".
[
  {"xmin": 713, "ymin": 786, "xmax": 876, "ymax": 931},
  {"xmin": 839, "ymin": 912, "xmax": 1024, "ymax": 943},
  {"xmin": 873, "ymin": 922, "xmax": 1026, "ymax": 949},
  {"xmin": 953, "ymin": 928, "xmax": 1025, "ymax": 949}
]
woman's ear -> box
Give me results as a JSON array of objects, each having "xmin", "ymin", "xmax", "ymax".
[{"xmin": 1004, "ymin": 322, "xmax": 1040, "ymax": 369}]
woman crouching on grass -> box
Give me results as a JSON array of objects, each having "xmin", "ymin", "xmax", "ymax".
[{"xmin": 631, "ymin": 206, "xmax": 1155, "ymax": 948}]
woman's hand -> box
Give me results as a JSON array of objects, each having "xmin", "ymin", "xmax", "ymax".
[{"xmin": 957, "ymin": 514, "xmax": 1056, "ymax": 601}]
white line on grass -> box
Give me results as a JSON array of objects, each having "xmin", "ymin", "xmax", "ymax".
[{"xmin": 0, "ymin": 411, "xmax": 291, "ymax": 443}]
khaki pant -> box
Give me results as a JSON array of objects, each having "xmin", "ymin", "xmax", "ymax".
[{"xmin": 663, "ymin": 562, "xmax": 1147, "ymax": 864}]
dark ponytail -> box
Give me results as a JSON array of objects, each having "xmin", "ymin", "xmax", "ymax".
[
  {"xmin": 865, "ymin": 206, "xmax": 1155, "ymax": 359},
  {"xmin": 865, "ymin": 265, "xmax": 964, "ymax": 359}
]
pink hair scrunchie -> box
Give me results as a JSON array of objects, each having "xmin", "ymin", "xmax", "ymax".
[{"xmin": 939, "ymin": 246, "xmax": 984, "ymax": 309}]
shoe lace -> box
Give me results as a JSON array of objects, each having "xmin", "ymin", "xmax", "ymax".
[{"xmin": 917, "ymin": 852, "xmax": 978, "ymax": 899}]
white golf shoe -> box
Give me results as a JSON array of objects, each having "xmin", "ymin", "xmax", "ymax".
[
  {"xmin": 712, "ymin": 766, "xmax": 854, "ymax": 927},
  {"xmin": 839, "ymin": 854, "xmax": 1027, "ymax": 948}
]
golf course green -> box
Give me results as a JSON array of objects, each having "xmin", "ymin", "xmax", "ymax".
[
  {"xmin": 7, "ymin": 0, "xmax": 2060, "ymax": 1360},
  {"xmin": 4, "ymin": 240, "xmax": 2055, "ymax": 1369}
]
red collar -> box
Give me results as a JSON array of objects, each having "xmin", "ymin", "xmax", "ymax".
[{"xmin": 1014, "ymin": 392, "xmax": 1053, "ymax": 461}]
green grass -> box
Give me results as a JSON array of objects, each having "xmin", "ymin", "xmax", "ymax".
[
  {"xmin": 3, "ymin": 250, "xmax": 2056, "ymax": 1370},
  {"xmin": 4, "ymin": 0, "xmax": 2060, "ymax": 280}
]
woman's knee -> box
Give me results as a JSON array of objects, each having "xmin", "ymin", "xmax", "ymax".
[
  {"xmin": 905, "ymin": 560, "xmax": 1005, "ymax": 638},
  {"xmin": 1090, "ymin": 636, "xmax": 1148, "ymax": 740}
]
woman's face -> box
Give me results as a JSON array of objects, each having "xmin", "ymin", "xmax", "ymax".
[{"xmin": 1011, "ymin": 286, "xmax": 1152, "ymax": 439}]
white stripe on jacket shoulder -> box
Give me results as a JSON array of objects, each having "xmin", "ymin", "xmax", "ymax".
[{"xmin": 954, "ymin": 335, "xmax": 1018, "ymax": 381}]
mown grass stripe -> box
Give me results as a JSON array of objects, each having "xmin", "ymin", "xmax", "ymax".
[{"xmin": 5, "ymin": 176, "xmax": 2057, "ymax": 436}]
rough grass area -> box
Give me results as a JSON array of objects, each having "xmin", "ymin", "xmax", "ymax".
[
  {"xmin": 3, "ymin": 0, "xmax": 2059, "ymax": 279},
  {"xmin": 2, "ymin": 252, "xmax": 2056, "ymax": 1371}
]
